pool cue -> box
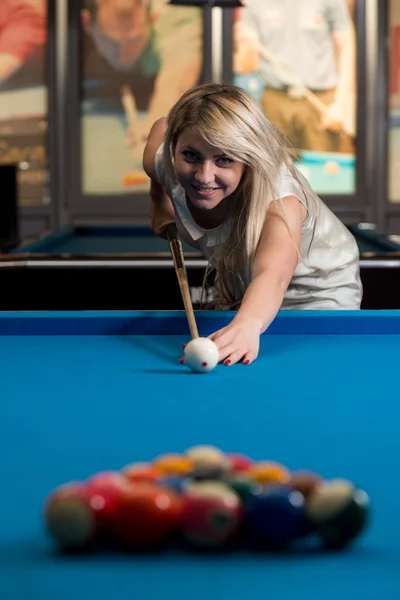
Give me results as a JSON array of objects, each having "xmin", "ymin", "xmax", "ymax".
[
  {"xmin": 121, "ymin": 85, "xmax": 139, "ymax": 133},
  {"xmin": 164, "ymin": 223, "xmax": 199, "ymax": 340}
]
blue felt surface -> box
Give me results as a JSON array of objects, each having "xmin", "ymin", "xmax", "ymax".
[{"xmin": 1, "ymin": 312, "xmax": 400, "ymax": 599}]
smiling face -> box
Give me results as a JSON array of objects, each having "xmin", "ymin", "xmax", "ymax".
[
  {"xmin": 174, "ymin": 128, "xmax": 246, "ymax": 213},
  {"xmin": 83, "ymin": 0, "xmax": 151, "ymax": 69}
]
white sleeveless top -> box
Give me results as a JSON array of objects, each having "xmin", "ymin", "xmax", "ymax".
[{"xmin": 155, "ymin": 144, "xmax": 362, "ymax": 310}]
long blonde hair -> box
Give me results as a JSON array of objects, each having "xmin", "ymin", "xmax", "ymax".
[{"xmin": 162, "ymin": 83, "xmax": 317, "ymax": 309}]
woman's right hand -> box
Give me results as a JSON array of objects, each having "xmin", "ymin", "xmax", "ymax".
[{"xmin": 150, "ymin": 193, "xmax": 175, "ymax": 239}]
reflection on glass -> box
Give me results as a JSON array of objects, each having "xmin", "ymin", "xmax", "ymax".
[
  {"xmin": 389, "ymin": 0, "xmax": 400, "ymax": 203},
  {"xmin": 0, "ymin": 0, "xmax": 48, "ymax": 206},
  {"xmin": 80, "ymin": 0, "xmax": 203, "ymax": 196},
  {"xmin": 233, "ymin": 0, "xmax": 357, "ymax": 196}
]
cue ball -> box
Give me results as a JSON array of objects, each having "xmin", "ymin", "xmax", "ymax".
[{"xmin": 184, "ymin": 338, "xmax": 219, "ymax": 373}]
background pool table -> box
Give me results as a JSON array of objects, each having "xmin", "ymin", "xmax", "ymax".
[
  {"xmin": 295, "ymin": 151, "xmax": 355, "ymax": 196},
  {"xmin": 0, "ymin": 224, "xmax": 400, "ymax": 310},
  {"xmin": 233, "ymin": 74, "xmax": 355, "ymax": 195},
  {"xmin": 1, "ymin": 310, "xmax": 400, "ymax": 599}
]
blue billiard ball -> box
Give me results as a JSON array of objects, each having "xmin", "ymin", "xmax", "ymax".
[
  {"xmin": 245, "ymin": 485, "xmax": 308, "ymax": 547},
  {"xmin": 158, "ymin": 476, "xmax": 187, "ymax": 495}
]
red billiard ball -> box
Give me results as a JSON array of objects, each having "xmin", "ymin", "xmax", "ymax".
[
  {"xmin": 86, "ymin": 471, "xmax": 130, "ymax": 490},
  {"xmin": 121, "ymin": 463, "xmax": 160, "ymax": 485},
  {"xmin": 179, "ymin": 481, "xmax": 243, "ymax": 548},
  {"xmin": 226, "ymin": 453, "xmax": 254, "ymax": 474},
  {"xmin": 110, "ymin": 483, "xmax": 182, "ymax": 549},
  {"xmin": 85, "ymin": 471, "xmax": 131, "ymax": 528}
]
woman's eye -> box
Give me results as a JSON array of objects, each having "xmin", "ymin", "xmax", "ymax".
[
  {"xmin": 218, "ymin": 157, "xmax": 233, "ymax": 166},
  {"xmin": 182, "ymin": 151, "xmax": 198, "ymax": 161}
]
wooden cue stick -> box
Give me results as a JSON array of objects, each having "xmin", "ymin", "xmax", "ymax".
[
  {"xmin": 164, "ymin": 223, "xmax": 199, "ymax": 339},
  {"xmin": 121, "ymin": 85, "xmax": 139, "ymax": 133}
]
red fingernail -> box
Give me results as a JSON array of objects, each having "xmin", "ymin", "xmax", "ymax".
[
  {"xmin": 180, "ymin": 357, "xmax": 185, "ymax": 364},
  {"xmin": 244, "ymin": 359, "xmax": 250, "ymax": 364},
  {"xmin": 182, "ymin": 343, "xmax": 187, "ymax": 348},
  {"xmin": 225, "ymin": 360, "xmax": 231, "ymax": 365}
]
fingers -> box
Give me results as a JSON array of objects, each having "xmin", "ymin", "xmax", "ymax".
[
  {"xmin": 208, "ymin": 329, "xmax": 225, "ymax": 342},
  {"xmin": 222, "ymin": 349, "xmax": 245, "ymax": 366},
  {"xmin": 221, "ymin": 350, "xmax": 257, "ymax": 366},
  {"xmin": 180, "ymin": 347, "xmax": 257, "ymax": 366},
  {"xmin": 218, "ymin": 344, "xmax": 257, "ymax": 366},
  {"xmin": 211, "ymin": 333, "xmax": 256, "ymax": 366},
  {"xmin": 242, "ymin": 351, "xmax": 257, "ymax": 365}
]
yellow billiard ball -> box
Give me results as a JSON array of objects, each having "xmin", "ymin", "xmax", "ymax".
[
  {"xmin": 152, "ymin": 453, "xmax": 193, "ymax": 476},
  {"xmin": 247, "ymin": 461, "xmax": 291, "ymax": 486}
]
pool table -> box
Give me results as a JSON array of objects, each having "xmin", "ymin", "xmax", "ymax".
[
  {"xmin": 1, "ymin": 310, "xmax": 399, "ymax": 599},
  {"xmin": 0, "ymin": 224, "xmax": 400, "ymax": 310},
  {"xmin": 294, "ymin": 151, "xmax": 355, "ymax": 196}
]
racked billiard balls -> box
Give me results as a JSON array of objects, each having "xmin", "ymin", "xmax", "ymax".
[
  {"xmin": 179, "ymin": 481, "xmax": 242, "ymax": 548},
  {"xmin": 245, "ymin": 484, "xmax": 308, "ymax": 548},
  {"xmin": 305, "ymin": 478, "xmax": 370, "ymax": 549}
]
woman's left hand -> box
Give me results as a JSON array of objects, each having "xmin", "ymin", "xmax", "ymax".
[{"xmin": 209, "ymin": 316, "xmax": 263, "ymax": 366}]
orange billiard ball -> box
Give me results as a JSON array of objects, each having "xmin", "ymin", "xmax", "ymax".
[
  {"xmin": 247, "ymin": 461, "xmax": 291, "ymax": 486},
  {"xmin": 152, "ymin": 454, "xmax": 193, "ymax": 477}
]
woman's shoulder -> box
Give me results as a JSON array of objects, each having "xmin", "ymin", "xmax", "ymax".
[{"xmin": 142, "ymin": 117, "xmax": 168, "ymax": 180}]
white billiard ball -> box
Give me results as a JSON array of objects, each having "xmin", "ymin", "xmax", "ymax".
[{"xmin": 184, "ymin": 337, "xmax": 219, "ymax": 373}]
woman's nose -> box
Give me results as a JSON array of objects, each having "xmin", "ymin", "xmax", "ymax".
[{"xmin": 194, "ymin": 162, "xmax": 215, "ymax": 185}]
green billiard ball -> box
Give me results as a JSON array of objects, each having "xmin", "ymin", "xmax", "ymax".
[
  {"xmin": 305, "ymin": 478, "xmax": 370, "ymax": 550},
  {"xmin": 224, "ymin": 474, "xmax": 261, "ymax": 504}
]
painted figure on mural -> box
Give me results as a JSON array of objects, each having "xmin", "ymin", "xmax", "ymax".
[
  {"xmin": 0, "ymin": 0, "xmax": 46, "ymax": 90},
  {"xmin": 81, "ymin": 0, "xmax": 203, "ymax": 156},
  {"xmin": 233, "ymin": 0, "xmax": 356, "ymax": 154}
]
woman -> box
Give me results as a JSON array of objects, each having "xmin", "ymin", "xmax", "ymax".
[{"xmin": 143, "ymin": 83, "xmax": 362, "ymax": 366}]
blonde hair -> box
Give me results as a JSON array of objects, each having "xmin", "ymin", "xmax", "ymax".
[{"xmin": 162, "ymin": 83, "xmax": 317, "ymax": 309}]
